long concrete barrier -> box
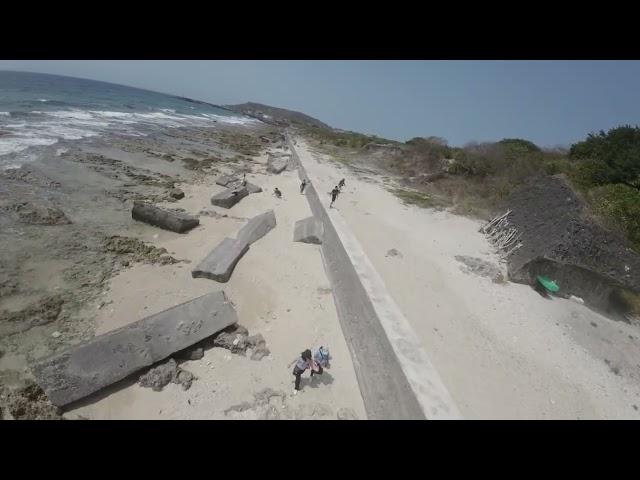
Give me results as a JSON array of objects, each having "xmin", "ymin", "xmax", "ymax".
[{"xmin": 287, "ymin": 132, "xmax": 461, "ymax": 420}]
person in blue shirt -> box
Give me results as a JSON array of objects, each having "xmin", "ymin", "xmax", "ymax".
[{"xmin": 310, "ymin": 346, "xmax": 331, "ymax": 380}]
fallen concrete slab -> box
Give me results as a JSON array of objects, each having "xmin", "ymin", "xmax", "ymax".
[
  {"xmin": 191, "ymin": 237, "xmax": 250, "ymax": 282},
  {"xmin": 293, "ymin": 216, "xmax": 324, "ymax": 244},
  {"xmin": 192, "ymin": 211, "xmax": 276, "ymax": 283},
  {"xmin": 31, "ymin": 291, "xmax": 237, "ymax": 407},
  {"xmin": 244, "ymin": 182, "xmax": 263, "ymax": 194},
  {"xmin": 132, "ymin": 201, "xmax": 199, "ymax": 233},
  {"xmin": 215, "ymin": 175, "xmax": 238, "ymax": 187},
  {"xmin": 237, "ymin": 210, "xmax": 276, "ymax": 246},
  {"xmin": 267, "ymin": 156, "xmax": 288, "ymax": 174},
  {"xmin": 211, "ymin": 187, "xmax": 249, "ymax": 209},
  {"xmin": 216, "ymin": 175, "xmax": 262, "ymax": 194},
  {"xmin": 286, "ymin": 155, "xmax": 298, "ymax": 171}
]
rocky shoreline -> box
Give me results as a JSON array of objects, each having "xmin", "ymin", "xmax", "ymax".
[{"xmin": 0, "ymin": 122, "xmax": 284, "ymax": 417}]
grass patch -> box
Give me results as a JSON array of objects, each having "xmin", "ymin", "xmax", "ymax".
[
  {"xmin": 181, "ymin": 157, "xmax": 220, "ymax": 171},
  {"xmin": 390, "ymin": 188, "xmax": 440, "ymax": 209}
]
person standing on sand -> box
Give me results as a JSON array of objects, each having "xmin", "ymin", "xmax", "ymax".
[
  {"xmin": 330, "ymin": 186, "xmax": 340, "ymax": 208},
  {"xmin": 310, "ymin": 346, "xmax": 330, "ymax": 381},
  {"xmin": 274, "ymin": 187, "xmax": 282, "ymax": 199},
  {"xmin": 288, "ymin": 349, "xmax": 313, "ymax": 393},
  {"xmin": 338, "ymin": 178, "xmax": 345, "ymax": 191},
  {"xmin": 300, "ymin": 179, "xmax": 307, "ymax": 194}
]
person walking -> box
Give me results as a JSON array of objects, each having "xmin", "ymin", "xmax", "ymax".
[
  {"xmin": 274, "ymin": 187, "xmax": 282, "ymax": 199},
  {"xmin": 310, "ymin": 346, "xmax": 331, "ymax": 381},
  {"xmin": 330, "ymin": 186, "xmax": 340, "ymax": 208},
  {"xmin": 300, "ymin": 179, "xmax": 307, "ymax": 194},
  {"xmin": 288, "ymin": 349, "xmax": 313, "ymax": 394}
]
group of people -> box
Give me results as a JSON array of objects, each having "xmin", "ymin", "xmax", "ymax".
[
  {"xmin": 289, "ymin": 346, "xmax": 331, "ymax": 393},
  {"xmin": 270, "ymin": 178, "xmax": 348, "ymax": 394},
  {"xmin": 273, "ymin": 177, "xmax": 346, "ymax": 208},
  {"xmin": 273, "ymin": 178, "xmax": 309, "ymax": 199},
  {"xmin": 330, "ymin": 178, "xmax": 345, "ymax": 208}
]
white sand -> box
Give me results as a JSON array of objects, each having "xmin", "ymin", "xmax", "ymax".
[
  {"xmin": 65, "ymin": 154, "xmax": 366, "ymax": 420},
  {"xmin": 297, "ymin": 138, "xmax": 640, "ymax": 419}
]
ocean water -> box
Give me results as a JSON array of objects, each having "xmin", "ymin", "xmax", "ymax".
[{"xmin": 0, "ymin": 71, "xmax": 256, "ymax": 168}]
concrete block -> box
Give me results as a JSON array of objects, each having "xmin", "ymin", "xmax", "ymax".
[
  {"xmin": 211, "ymin": 187, "xmax": 249, "ymax": 209},
  {"xmin": 267, "ymin": 156, "xmax": 288, "ymax": 174},
  {"xmin": 236, "ymin": 210, "xmax": 276, "ymax": 247},
  {"xmin": 293, "ymin": 216, "xmax": 324, "ymax": 244},
  {"xmin": 31, "ymin": 291, "xmax": 237, "ymax": 407},
  {"xmin": 132, "ymin": 201, "xmax": 199, "ymax": 233},
  {"xmin": 191, "ymin": 237, "xmax": 249, "ymax": 282}
]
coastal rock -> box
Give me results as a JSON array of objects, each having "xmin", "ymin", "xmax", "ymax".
[
  {"xmin": 138, "ymin": 358, "xmax": 195, "ymax": 392},
  {"xmin": 213, "ymin": 331, "xmax": 247, "ymax": 353},
  {"xmin": 132, "ymin": 201, "xmax": 199, "ymax": 233},
  {"xmin": 139, "ymin": 359, "xmax": 178, "ymax": 391},
  {"xmin": 1, "ymin": 201, "xmax": 71, "ymax": 225},
  {"xmin": 32, "ymin": 290, "xmax": 237, "ymax": 407},
  {"xmin": 293, "ymin": 217, "xmax": 323, "ymax": 245},
  {"xmin": 103, "ymin": 235, "xmax": 178, "ymax": 265},
  {"xmin": 0, "ymin": 295, "xmax": 64, "ymax": 338},
  {"xmin": 176, "ymin": 346, "xmax": 204, "ymax": 361},
  {"xmin": 211, "ymin": 325, "xmax": 269, "ymax": 359},
  {"xmin": 225, "ymin": 324, "xmax": 249, "ymax": 337},
  {"xmin": 251, "ymin": 343, "xmax": 270, "ymax": 361},
  {"xmin": 0, "ymin": 383, "xmax": 62, "ymax": 420},
  {"xmin": 210, "ymin": 187, "xmax": 249, "ymax": 209},
  {"xmin": 267, "ymin": 156, "xmax": 288, "ymax": 174},
  {"xmin": 170, "ymin": 188, "xmax": 185, "ymax": 200}
]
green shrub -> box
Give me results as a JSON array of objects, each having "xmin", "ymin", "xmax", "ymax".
[
  {"xmin": 593, "ymin": 184, "xmax": 640, "ymax": 249},
  {"xmin": 570, "ymin": 125, "xmax": 640, "ymax": 189}
]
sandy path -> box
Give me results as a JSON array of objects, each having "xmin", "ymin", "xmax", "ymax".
[
  {"xmin": 291, "ymin": 137, "xmax": 459, "ymax": 419},
  {"xmin": 65, "ymin": 154, "xmax": 366, "ymax": 420},
  {"xmin": 296, "ymin": 138, "xmax": 640, "ymax": 419}
]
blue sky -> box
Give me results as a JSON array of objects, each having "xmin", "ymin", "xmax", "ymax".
[{"xmin": 0, "ymin": 60, "xmax": 638, "ymax": 147}]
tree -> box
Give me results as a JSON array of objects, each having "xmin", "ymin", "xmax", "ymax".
[
  {"xmin": 498, "ymin": 138, "xmax": 541, "ymax": 154},
  {"xmin": 570, "ymin": 125, "xmax": 640, "ymax": 190}
]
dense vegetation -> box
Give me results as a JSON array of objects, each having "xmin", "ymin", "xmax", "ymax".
[
  {"xmin": 302, "ymin": 123, "xmax": 640, "ymax": 251},
  {"xmin": 569, "ymin": 126, "xmax": 640, "ymax": 249},
  {"xmin": 301, "ymin": 126, "xmax": 393, "ymax": 150}
]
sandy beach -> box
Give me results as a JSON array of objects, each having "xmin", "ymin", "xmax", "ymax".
[
  {"xmin": 3, "ymin": 120, "xmax": 640, "ymax": 420},
  {"xmin": 296, "ymin": 137, "xmax": 640, "ymax": 419},
  {"xmin": 63, "ymin": 149, "xmax": 366, "ymax": 420}
]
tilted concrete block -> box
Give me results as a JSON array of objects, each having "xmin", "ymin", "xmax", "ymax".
[
  {"xmin": 32, "ymin": 291, "xmax": 237, "ymax": 407},
  {"xmin": 211, "ymin": 187, "xmax": 249, "ymax": 209},
  {"xmin": 192, "ymin": 211, "xmax": 276, "ymax": 283},
  {"xmin": 293, "ymin": 216, "xmax": 324, "ymax": 245},
  {"xmin": 267, "ymin": 156, "xmax": 288, "ymax": 174},
  {"xmin": 236, "ymin": 210, "xmax": 276, "ymax": 247},
  {"xmin": 215, "ymin": 175, "xmax": 239, "ymax": 187},
  {"xmin": 191, "ymin": 237, "xmax": 250, "ymax": 283}
]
